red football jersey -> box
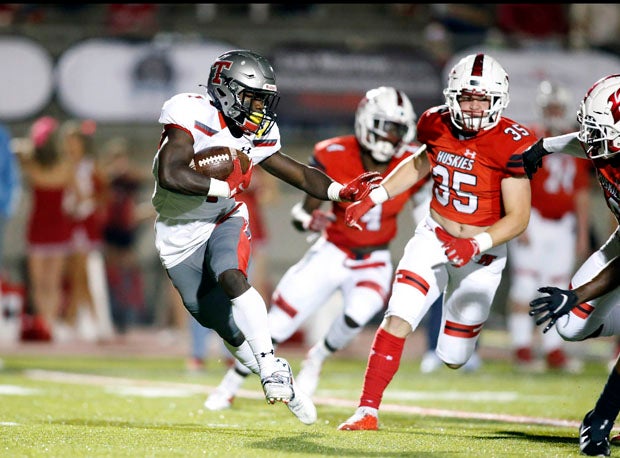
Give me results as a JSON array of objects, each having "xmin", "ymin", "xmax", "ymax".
[
  {"xmin": 311, "ymin": 135, "xmax": 429, "ymax": 250},
  {"xmin": 530, "ymin": 153, "xmax": 591, "ymax": 219},
  {"xmin": 417, "ymin": 107, "xmax": 536, "ymax": 226},
  {"xmin": 591, "ymin": 155, "xmax": 620, "ymax": 225}
]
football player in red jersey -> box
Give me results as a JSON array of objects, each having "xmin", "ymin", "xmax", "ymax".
[
  {"xmin": 524, "ymin": 74, "xmax": 620, "ymax": 457},
  {"xmin": 204, "ymin": 86, "xmax": 429, "ymax": 410},
  {"xmin": 153, "ymin": 49, "xmax": 380, "ymax": 425},
  {"xmin": 506, "ymin": 80, "xmax": 592, "ymax": 373},
  {"xmin": 338, "ymin": 53, "xmax": 536, "ymax": 431}
]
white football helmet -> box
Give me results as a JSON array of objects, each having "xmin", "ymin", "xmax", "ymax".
[
  {"xmin": 577, "ymin": 74, "xmax": 620, "ymax": 159},
  {"xmin": 204, "ymin": 49, "xmax": 280, "ymax": 137},
  {"xmin": 443, "ymin": 53, "xmax": 510, "ymax": 133},
  {"xmin": 355, "ymin": 86, "xmax": 417, "ymax": 163},
  {"xmin": 536, "ymin": 80, "xmax": 573, "ymax": 134}
]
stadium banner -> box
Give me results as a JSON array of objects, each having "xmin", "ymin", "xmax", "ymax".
[
  {"xmin": 444, "ymin": 48, "xmax": 620, "ymax": 126},
  {"xmin": 55, "ymin": 38, "xmax": 236, "ymax": 122},
  {"xmin": 269, "ymin": 43, "xmax": 444, "ymax": 125},
  {"xmin": 0, "ymin": 36, "xmax": 54, "ymax": 121}
]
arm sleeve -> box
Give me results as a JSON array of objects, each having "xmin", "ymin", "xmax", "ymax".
[{"xmin": 542, "ymin": 132, "xmax": 586, "ymax": 158}]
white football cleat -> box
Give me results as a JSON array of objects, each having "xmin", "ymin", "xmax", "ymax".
[
  {"xmin": 261, "ymin": 358, "xmax": 294, "ymax": 404},
  {"xmin": 287, "ymin": 382, "xmax": 317, "ymax": 425},
  {"xmin": 204, "ymin": 389, "xmax": 234, "ymax": 411},
  {"xmin": 295, "ymin": 355, "xmax": 323, "ymax": 397},
  {"xmin": 204, "ymin": 367, "xmax": 247, "ymax": 411}
]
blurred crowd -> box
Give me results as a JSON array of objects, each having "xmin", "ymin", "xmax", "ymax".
[
  {"xmin": 5, "ymin": 117, "xmax": 156, "ymax": 343},
  {"xmin": 0, "ymin": 4, "xmax": 619, "ymax": 61}
]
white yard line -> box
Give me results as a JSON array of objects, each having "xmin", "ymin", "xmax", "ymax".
[{"xmin": 25, "ymin": 369, "xmax": 580, "ymax": 429}]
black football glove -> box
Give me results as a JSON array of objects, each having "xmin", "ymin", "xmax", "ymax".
[
  {"xmin": 529, "ymin": 286, "xmax": 579, "ymax": 333},
  {"xmin": 522, "ymin": 139, "xmax": 549, "ymax": 179}
]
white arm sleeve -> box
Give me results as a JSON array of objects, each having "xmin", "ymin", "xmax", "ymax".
[{"xmin": 542, "ymin": 132, "xmax": 586, "ymax": 158}]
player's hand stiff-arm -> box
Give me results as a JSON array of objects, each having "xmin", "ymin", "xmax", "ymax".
[
  {"xmin": 529, "ymin": 287, "xmax": 578, "ymax": 333},
  {"xmin": 335, "ymin": 171, "xmax": 382, "ymax": 202}
]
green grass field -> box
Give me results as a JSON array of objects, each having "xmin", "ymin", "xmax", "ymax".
[{"xmin": 0, "ymin": 351, "xmax": 615, "ymax": 457}]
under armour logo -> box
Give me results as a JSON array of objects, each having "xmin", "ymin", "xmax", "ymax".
[
  {"xmin": 464, "ymin": 149, "xmax": 476, "ymax": 159},
  {"xmin": 259, "ymin": 349, "xmax": 274, "ymax": 358}
]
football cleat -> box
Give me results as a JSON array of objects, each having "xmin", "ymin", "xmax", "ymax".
[
  {"xmin": 295, "ymin": 355, "xmax": 323, "ymax": 397},
  {"xmin": 261, "ymin": 358, "xmax": 294, "ymax": 405},
  {"xmin": 580, "ymin": 409, "xmax": 612, "ymax": 457},
  {"xmin": 204, "ymin": 388, "xmax": 234, "ymax": 411},
  {"xmin": 338, "ymin": 407, "xmax": 379, "ymax": 431},
  {"xmin": 287, "ymin": 384, "xmax": 317, "ymax": 425},
  {"xmin": 420, "ymin": 350, "xmax": 443, "ymax": 374},
  {"xmin": 204, "ymin": 366, "xmax": 247, "ymax": 411}
]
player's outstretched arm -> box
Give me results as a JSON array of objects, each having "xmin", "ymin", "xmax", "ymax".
[
  {"xmin": 530, "ymin": 256, "xmax": 620, "ymax": 332},
  {"xmin": 345, "ymin": 145, "xmax": 429, "ymax": 231},
  {"xmin": 381, "ymin": 144, "xmax": 428, "ymax": 198},
  {"xmin": 260, "ymin": 151, "xmax": 380, "ymax": 202},
  {"xmin": 522, "ymin": 133, "xmax": 583, "ymax": 179}
]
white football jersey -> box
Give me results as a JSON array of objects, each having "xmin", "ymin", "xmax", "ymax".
[{"xmin": 152, "ymin": 92, "xmax": 281, "ymax": 267}]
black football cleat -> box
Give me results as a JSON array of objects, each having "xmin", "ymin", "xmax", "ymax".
[{"xmin": 580, "ymin": 410, "xmax": 612, "ymax": 457}]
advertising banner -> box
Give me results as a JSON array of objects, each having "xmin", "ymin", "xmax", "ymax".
[
  {"xmin": 0, "ymin": 36, "xmax": 54, "ymax": 121},
  {"xmin": 55, "ymin": 38, "xmax": 235, "ymax": 122},
  {"xmin": 270, "ymin": 43, "xmax": 444, "ymax": 125}
]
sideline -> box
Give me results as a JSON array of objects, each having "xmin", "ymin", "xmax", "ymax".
[{"xmin": 25, "ymin": 369, "xmax": 580, "ymax": 429}]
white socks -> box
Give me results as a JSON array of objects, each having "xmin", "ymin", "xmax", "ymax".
[
  {"xmin": 231, "ymin": 287, "xmax": 277, "ymax": 378},
  {"xmin": 223, "ymin": 340, "xmax": 257, "ymax": 375}
]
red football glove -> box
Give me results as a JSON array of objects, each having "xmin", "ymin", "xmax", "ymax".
[
  {"xmin": 339, "ymin": 171, "xmax": 382, "ymax": 202},
  {"xmin": 307, "ymin": 209, "xmax": 336, "ymax": 232},
  {"xmin": 227, "ymin": 157, "xmax": 253, "ymax": 197},
  {"xmin": 435, "ymin": 227, "xmax": 480, "ymax": 268},
  {"xmin": 345, "ymin": 196, "xmax": 375, "ymax": 231}
]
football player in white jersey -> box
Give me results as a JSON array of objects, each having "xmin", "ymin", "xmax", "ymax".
[
  {"xmin": 152, "ymin": 49, "xmax": 380, "ymax": 425},
  {"xmin": 203, "ymin": 86, "xmax": 427, "ymax": 410},
  {"xmin": 524, "ymin": 74, "xmax": 620, "ymax": 457}
]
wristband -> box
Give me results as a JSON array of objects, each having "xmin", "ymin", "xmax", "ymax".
[
  {"xmin": 369, "ymin": 185, "xmax": 389, "ymax": 204},
  {"xmin": 473, "ymin": 232, "xmax": 493, "ymax": 253},
  {"xmin": 327, "ymin": 182, "xmax": 344, "ymax": 202},
  {"xmin": 207, "ymin": 178, "xmax": 231, "ymax": 198},
  {"xmin": 290, "ymin": 202, "xmax": 312, "ymax": 229}
]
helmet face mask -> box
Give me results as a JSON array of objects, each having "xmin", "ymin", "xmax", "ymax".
[
  {"xmin": 577, "ymin": 74, "xmax": 620, "ymax": 160},
  {"xmin": 443, "ymin": 53, "xmax": 510, "ymax": 133},
  {"xmin": 355, "ymin": 86, "xmax": 417, "ymax": 163},
  {"xmin": 206, "ymin": 50, "xmax": 280, "ymax": 137}
]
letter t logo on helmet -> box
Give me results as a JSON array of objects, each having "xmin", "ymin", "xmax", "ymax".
[{"xmin": 211, "ymin": 60, "xmax": 232, "ymax": 86}]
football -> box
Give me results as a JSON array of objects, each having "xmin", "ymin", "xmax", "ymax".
[{"xmin": 190, "ymin": 146, "xmax": 251, "ymax": 181}]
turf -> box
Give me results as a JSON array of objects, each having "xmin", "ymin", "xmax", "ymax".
[{"xmin": 0, "ymin": 353, "xmax": 613, "ymax": 457}]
